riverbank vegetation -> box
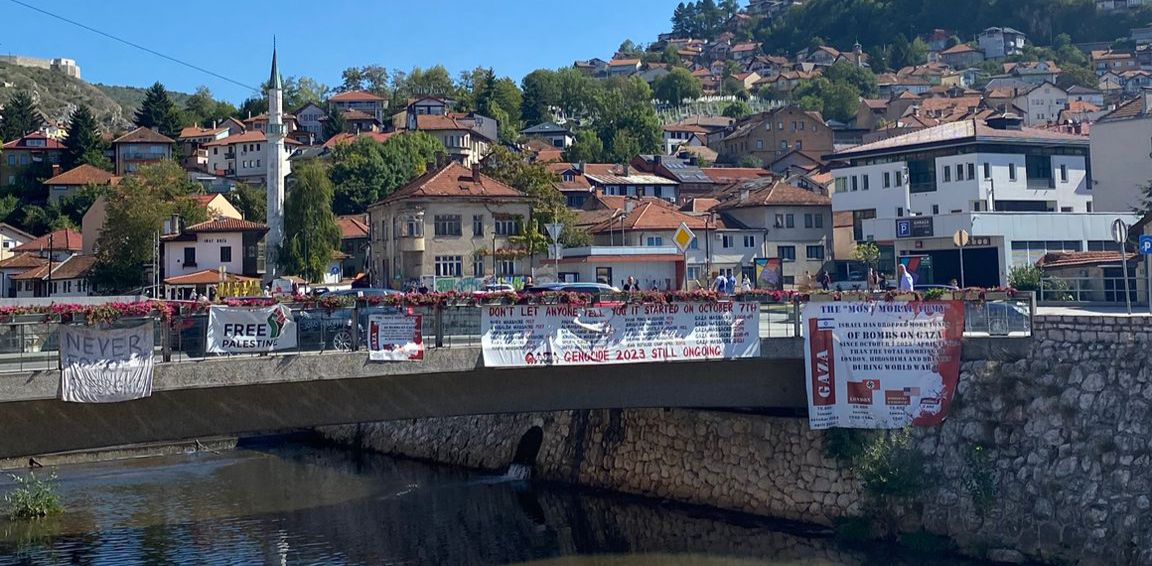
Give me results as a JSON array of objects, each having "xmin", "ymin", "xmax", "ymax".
[{"xmin": 3, "ymin": 472, "xmax": 63, "ymax": 520}]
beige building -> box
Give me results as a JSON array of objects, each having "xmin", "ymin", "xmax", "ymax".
[
  {"xmin": 712, "ymin": 106, "xmax": 833, "ymax": 166},
  {"xmin": 368, "ymin": 162, "xmax": 532, "ymax": 289}
]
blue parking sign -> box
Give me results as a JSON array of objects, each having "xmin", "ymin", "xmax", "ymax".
[
  {"xmin": 1140, "ymin": 235, "xmax": 1152, "ymax": 255},
  {"xmin": 895, "ymin": 219, "xmax": 912, "ymax": 238}
]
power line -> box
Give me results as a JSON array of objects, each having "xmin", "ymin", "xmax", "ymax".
[{"xmin": 5, "ymin": 0, "xmax": 261, "ymax": 92}]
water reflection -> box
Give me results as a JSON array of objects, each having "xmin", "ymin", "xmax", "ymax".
[{"xmin": 0, "ymin": 443, "xmax": 981, "ymax": 565}]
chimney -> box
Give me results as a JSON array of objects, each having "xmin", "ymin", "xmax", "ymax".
[
  {"xmin": 50, "ymin": 164, "xmax": 60, "ymax": 178},
  {"xmin": 740, "ymin": 188, "xmax": 750, "ymax": 202},
  {"xmin": 472, "ymin": 162, "xmax": 482, "ymax": 181},
  {"xmin": 625, "ymin": 200, "xmax": 636, "ymax": 213},
  {"xmin": 622, "ymin": 163, "xmax": 631, "ymax": 176},
  {"xmin": 576, "ymin": 161, "xmax": 585, "ymax": 173},
  {"xmin": 688, "ymin": 156, "xmax": 699, "ymax": 166},
  {"xmin": 167, "ymin": 214, "xmax": 181, "ymax": 236}
]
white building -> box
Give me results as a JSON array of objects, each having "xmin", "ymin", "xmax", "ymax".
[
  {"xmin": 161, "ymin": 218, "xmax": 268, "ymax": 283},
  {"xmin": 978, "ymin": 27, "xmax": 1027, "ymax": 60},
  {"xmin": 204, "ymin": 130, "xmax": 298, "ymax": 184},
  {"xmin": 1012, "ymin": 82, "xmax": 1069, "ymax": 126},
  {"xmin": 520, "ymin": 122, "xmax": 575, "ymax": 148},
  {"xmin": 829, "ymin": 115, "xmax": 1100, "ymax": 286},
  {"xmin": 1090, "ymin": 92, "xmax": 1152, "ymax": 212}
]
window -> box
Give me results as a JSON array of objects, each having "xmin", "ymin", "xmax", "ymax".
[
  {"xmin": 404, "ymin": 216, "xmax": 423, "ymax": 237},
  {"xmin": 897, "ymin": 207, "xmax": 904, "ymax": 217},
  {"xmin": 777, "ymin": 122, "xmax": 784, "ymax": 130},
  {"xmin": 804, "ymin": 213, "xmax": 814, "ymax": 228},
  {"xmin": 5, "ymin": 155, "xmax": 14, "ymax": 166},
  {"xmin": 1025, "ymin": 155, "xmax": 1052, "ymax": 187},
  {"xmin": 932, "ymin": 205, "xmax": 939, "ymax": 215},
  {"xmin": 473, "ymin": 215, "xmax": 484, "ymax": 237},
  {"xmin": 647, "ymin": 236, "xmax": 665, "ymax": 246},
  {"xmin": 494, "ymin": 217, "xmax": 519, "ymax": 236},
  {"xmin": 883, "ymin": 172, "xmax": 891, "ymax": 188},
  {"xmin": 778, "ymin": 245, "xmax": 796, "ymax": 261},
  {"xmin": 1060, "ymin": 164, "xmax": 1068, "ymax": 183},
  {"xmin": 796, "ymin": 140, "xmax": 803, "ymax": 150},
  {"xmin": 785, "ymin": 214, "xmax": 794, "ymax": 228},
  {"xmin": 862, "ymin": 175, "xmax": 869, "ymax": 190},
  {"xmin": 473, "ymin": 256, "xmax": 484, "ymax": 277},
  {"xmin": 434, "ymin": 215, "xmax": 462, "ymax": 236},
  {"xmin": 814, "ymin": 213, "xmax": 824, "ymax": 228},
  {"xmin": 183, "ymin": 247, "xmax": 197, "ymax": 267},
  {"xmin": 220, "ymin": 246, "xmax": 232, "ymax": 263},
  {"xmin": 1008, "ymin": 163, "xmax": 1017, "ymax": 181},
  {"xmin": 806, "ymin": 245, "xmax": 825, "ymax": 260},
  {"xmin": 955, "ymin": 164, "xmax": 964, "ymax": 181},
  {"xmin": 835, "ymin": 177, "xmax": 846, "ymax": 193},
  {"xmin": 896, "ymin": 170, "xmax": 904, "ymax": 187},
  {"xmin": 721, "ymin": 235, "xmax": 733, "ymax": 248},
  {"xmin": 851, "ymin": 176, "xmax": 858, "ymax": 191},
  {"xmin": 967, "ymin": 163, "xmax": 975, "ymax": 181},
  {"xmin": 775, "ymin": 213, "xmax": 785, "ymax": 227},
  {"xmin": 497, "ymin": 259, "xmax": 516, "ymax": 276},
  {"xmin": 434, "ymin": 256, "xmax": 462, "ymax": 277},
  {"xmin": 743, "ymin": 235, "xmax": 755, "ymax": 247},
  {"xmin": 943, "ymin": 166, "xmax": 951, "ymax": 182},
  {"xmin": 779, "ymin": 141, "xmax": 788, "ymax": 150},
  {"xmin": 756, "ymin": 139, "xmax": 764, "ymax": 150},
  {"xmin": 983, "ymin": 162, "xmax": 991, "ymax": 179}
]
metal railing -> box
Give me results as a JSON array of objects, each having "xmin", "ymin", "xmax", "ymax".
[{"xmin": 0, "ymin": 294, "xmax": 1034, "ymax": 373}]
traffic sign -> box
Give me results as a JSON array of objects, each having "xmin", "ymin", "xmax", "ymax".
[
  {"xmin": 1141, "ymin": 235, "xmax": 1152, "ymax": 255},
  {"xmin": 544, "ymin": 223, "xmax": 564, "ymax": 241},
  {"xmin": 952, "ymin": 229, "xmax": 970, "ymax": 248},
  {"xmin": 672, "ymin": 222, "xmax": 696, "ymax": 253},
  {"xmin": 1113, "ymin": 218, "xmax": 1129, "ymax": 245}
]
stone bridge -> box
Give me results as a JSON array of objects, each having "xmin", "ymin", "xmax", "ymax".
[{"xmin": 0, "ymin": 337, "xmax": 1022, "ymax": 459}]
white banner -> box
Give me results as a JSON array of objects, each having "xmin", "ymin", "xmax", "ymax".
[
  {"xmin": 206, "ymin": 305, "xmax": 298, "ymax": 354},
  {"xmin": 368, "ymin": 313, "xmax": 424, "ymax": 362},
  {"xmin": 60, "ymin": 322, "xmax": 154, "ymax": 403},
  {"xmin": 481, "ymin": 302, "xmax": 760, "ymax": 367},
  {"xmin": 802, "ymin": 301, "xmax": 965, "ymax": 430}
]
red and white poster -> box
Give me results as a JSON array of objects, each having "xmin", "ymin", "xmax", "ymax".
[
  {"xmin": 802, "ymin": 301, "xmax": 965, "ymax": 430},
  {"xmin": 481, "ymin": 302, "xmax": 760, "ymax": 367},
  {"xmin": 368, "ymin": 313, "xmax": 424, "ymax": 362}
]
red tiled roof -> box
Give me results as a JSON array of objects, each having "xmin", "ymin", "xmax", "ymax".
[
  {"xmin": 178, "ymin": 126, "xmax": 228, "ymax": 139},
  {"xmin": 713, "ymin": 178, "xmax": 830, "ymax": 210},
  {"xmin": 681, "ymin": 198, "xmax": 719, "ymax": 213},
  {"xmin": 378, "ymin": 162, "xmax": 526, "ymax": 204},
  {"xmin": 582, "ymin": 164, "xmax": 678, "ymax": 186},
  {"xmin": 2, "ymin": 133, "xmax": 65, "ymax": 150},
  {"xmin": 47, "ymin": 255, "xmax": 96, "ymax": 280},
  {"xmin": 342, "ymin": 109, "xmax": 379, "ymax": 121},
  {"xmin": 322, "ymin": 131, "xmax": 396, "ymax": 149},
  {"xmin": 337, "ymin": 215, "xmax": 369, "ymax": 240},
  {"xmin": 663, "ymin": 124, "xmax": 709, "ymax": 134},
  {"xmin": 10, "ymin": 264, "xmax": 49, "ymax": 281},
  {"xmin": 591, "ymin": 200, "xmax": 710, "ymax": 233},
  {"xmin": 185, "ymin": 218, "xmax": 268, "ymax": 233},
  {"xmin": 1037, "ymin": 251, "xmax": 1138, "ymax": 269},
  {"xmin": 113, "ymin": 127, "xmax": 174, "ymax": 144},
  {"xmin": 414, "ymin": 114, "xmax": 473, "ymax": 131},
  {"xmin": 700, "ymin": 167, "xmax": 773, "ymax": 184},
  {"xmin": 941, "ymin": 44, "xmax": 980, "ymax": 55},
  {"xmin": 608, "ymin": 59, "xmax": 641, "ymax": 67},
  {"xmin": 1097, "ymin": 97, "xmax": 1146, "ymax": 123},
  {"xmin": 546, "ymin": 163, "xmax": 593, "ymax": 190},
  {"xmin": 0, "ymin": 253, "xmax": 47, "ymax": 270},
  {"xmin": 12, "ymin": 229, "xmax": 83, "ymax": 253},
  {"xmin": 43, "ymin": 164, "xmax": 119, "ymax": 186},
  {"xmin": 330, "ymin": 90, "xmax": 386, "ymax": 102},
  {"xmin": 533, "ymin": 148, "xmax": 564, "ymax": 163},
  {"xmin": 164, "ymin": 270, "xmax": 260, "ymax": 286},
  {"xmin": 202, "ymin": 130, "xmax": 267, "ymax": 147}
]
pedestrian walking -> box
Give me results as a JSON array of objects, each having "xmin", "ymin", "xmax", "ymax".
[
  {"xmin": 897, "ymin": 264, "xmax": 915, "ymax": 292},
  {"xmin": 713, "ymin": 273, "xmax": 728, "ymax": 294}
]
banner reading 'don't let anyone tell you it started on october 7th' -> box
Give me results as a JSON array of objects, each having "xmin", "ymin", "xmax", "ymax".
[
  {"xmin": 802, "ymin": 301, "xmax": 965, "ymax": 430},
  {"xmin": 206, "ymin": 305, "xmax": 298, "ymax": 354},
  {"xmin": 480, "ymin": 302, "xmax": 760, "ymax": 367}
]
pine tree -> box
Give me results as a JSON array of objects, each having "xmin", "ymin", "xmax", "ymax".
[
  {"xmin": 280, "ymin": 160, "xmax": 340, "ymax": 282},
  {"xmin": 63, "ymin": 105, "xmax": 109, "ymax": 170},
  {"xmin": 134, "ymin": 82, "xmax": 184, "ymax": 138},
  {"xmin": 322, "ymin": 105, "xmax": 346, "ymax": 140},
  {"xmin": 0, "ymin": 90, "xmax": 44, "ymax": 141}
]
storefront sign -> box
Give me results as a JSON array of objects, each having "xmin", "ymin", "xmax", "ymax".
[
  {"xmin": 368, "ymin": 313, "xmax": 424, "ymax": 361},
  {"xmin": 895, "ymin": 217, "xmax": 934, "ymax": 238},
  {"xmin": 60, "ymin": 322, "xmax": 155, "ymax": 403},
  {"xmin": 206, "ymin": 305, "xmax": 298, "ymax": 353},
  {"xmin": 802, "ymin": 301, "xmax": 964, "ymax": 429},
  {"xmin": 481, "ymin": 302, "xmax": 760, "ymax": 367}
]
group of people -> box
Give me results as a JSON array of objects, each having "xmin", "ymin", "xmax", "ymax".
[
  {"xmin": 801, "ymin": 264, "xmax": 916, "ymax": 292},
  {"xmin": 710, "ymin": 273, "xmax": 753, "ymax": 295},
  {"xmin": 620, "ymin": 277, "xmax": 670, "ymax": 292}
]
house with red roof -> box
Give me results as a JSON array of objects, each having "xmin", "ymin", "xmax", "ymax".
[
  {"xmin": 0, "ymin": 223, "xmax": 34, "ymax": 262},
  {"xmin": 330, "ymin": 90, "xmax": 388, "ymax": 123},
  {"xmin": 337, "ymin": 214, "xmax": 370, "ymax": 276},
  {"xmin": 112, "ymin": 127, "xmax": 174, "ymax": 175},
  {"xmin": 9, "ymin": 254, "xmax": 97, "ymax": 298},
  {"xmin": 161, "ymin": 218, "xmax": 269, "ymax": 291},
  {"xmin": 1, "ymin": 133, "xmax": 64, "ymax": 188},
  {"xmin": 367, "ymin": 161, "xmax": 532, "ymax": 288},
  {"xmin": 203, "ymin": 130, "xmax": 300, "ymax": 183},
  {"xmin": 43, "ymin": 164, "xmax": 120, "ymax": 204}
]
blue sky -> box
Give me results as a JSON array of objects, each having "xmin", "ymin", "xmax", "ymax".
[{"xmin": 0, "ymin": 0, "xmax": 683, "ymax": 102}]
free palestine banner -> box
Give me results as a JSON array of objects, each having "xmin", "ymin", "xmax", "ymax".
[
  {"xmin": 802, "ymin": 301, "xmax": 965, "ymax": 430},
  {"xmin": 481, "ymin": 302, "xmax": 760, "ymax": 368},
  {"xmin": 60, "ymin": 322, "xmax": 155, "ymax": 403},
  {"xmin": 368, "ymin": 313, "xmax": 424, "ymax": 361},
  {"xmin": 206, "ymin": 305, "xmax": 298, "ymax": 354}
]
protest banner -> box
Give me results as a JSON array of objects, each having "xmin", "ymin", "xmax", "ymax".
[
  {"xmin": 368, "ymin": 313, "xmax": 424, "ymax": 361},
  {"xmin": 206, "ymin": 304, "xmax": 298, "ymax": 354},
  {"xmin": 481, "ymin": 302, "xmax": 760, "ymax": 367},
  {"xmin": 802, "ymin": 301, "xmax": 965, "ymax": 429},
  {"xmin": 60, "ymin": 322, "xmax": 154, "ymax": 403}
]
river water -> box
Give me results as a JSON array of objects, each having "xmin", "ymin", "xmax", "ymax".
[{"xmin": 0, "ymin": 441, "xmax": 983, "ymax": 565}]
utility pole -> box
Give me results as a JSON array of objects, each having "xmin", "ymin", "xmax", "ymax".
[{"xmin": 45, "ymin": 232, "xmax": 53, "ymax": 298}]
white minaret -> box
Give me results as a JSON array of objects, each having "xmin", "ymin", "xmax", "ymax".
[{"xmin": 265, "ymin": 43, "xmax": 288, "ymax": 280}]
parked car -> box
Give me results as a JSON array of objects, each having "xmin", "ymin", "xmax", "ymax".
[
  {"xmin": 524, "ymin": 283, "xmax": 621, "ymax": 295},
  {"xmin": 322, "ymin": 288, "xmax": 402, "ymax": 298},
  {"xmin": 475, "ymin": 284, "xmax": 516, "ymax": 294},
  {"xmin": 817, "ymin": 260, "xmax": 870, "ymax": 291}
]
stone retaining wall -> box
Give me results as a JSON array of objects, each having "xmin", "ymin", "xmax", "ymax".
[{"xmin": 321, "ymin": 314, "xmax": 1152, "ymax": 565}]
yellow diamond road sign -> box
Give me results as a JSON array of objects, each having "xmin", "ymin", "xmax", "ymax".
[{"xmin": 673, "ymin": 222, "xmax": 696, "ymax": 253}]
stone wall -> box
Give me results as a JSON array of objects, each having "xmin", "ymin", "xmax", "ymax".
[{"xmin": 321, "ymin": 314, "xmax": 1152, "ymax": 565}]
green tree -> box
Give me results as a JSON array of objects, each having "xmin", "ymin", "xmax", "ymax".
[
  {"xmin": 564, "ymin": 130, "xmax": 604, "ymax": 163},
  {"xmin": 792, "ymin": 78, "xmax": 858, "ymax": 123},
  {"xmin": 722, "ymin": 100, "xmax": 752, "ymax": 119},
  {"xmin": 183, "ymin": 86, "xmax": 218, "ymax": 126},
  {"xmin": 617, "ymin": 39, "xmax": 642, "ymax": 55},
  {"xmin": 237, "ymin": 96, "xmax": 268, "ymax": 119},
  {"xmin": 92, "ymin": 162, "xmax": 204, "ymax": 291},
  {"xmin": 226, "ymin": 183, "xmax": 267, "ymax": 222},
  {"xmin": 824, "ymin": 61, "xmax": 879, "ymax": 98},
  {"xmin": 329, "ymin": 132, "xmax": 444, "ymax": 214},
  {"xmin": 0, "ymin": 90, "xmax": 44, "ymax": 141},
  {"xmin": 134, "ymin": 82, "xmax": 184, "ymax": 138},
  {"xmin": 284, "ymin": 76, "xmax": 330, "ymax": 109},
  {"xmin": 520, "ymin": 69, "xmax": 560, "ymax": 126},
  {"xmin": 281, "ymin": 160, "xmax": 340, "ymax": 282},
  {"xmin": 481, "ymin": 146, "xmax": 589, "ymax": 247},
  {"xmin": 1056, "ymin": 64, "xmax": 1099, "ymax": 90},
  {"xmin": 652, "ymin": 67, "xmax": 703, "ymax": 105},
  {"xmin": 62, "ymin": 105, "xmax": 110, "ymax": 171},
  {"xmin": 322, "ymin": 105, "xmax": 347, "ymax": 140},
  {"xmin": 339, "ymin": 67, "xmax": 364, "ymax": 92},
  {"xmin": 55, "ymin": 184, "xmax": 107, "ymax": 227}
]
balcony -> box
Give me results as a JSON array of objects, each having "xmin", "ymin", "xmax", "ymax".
[{"xmin": 399, "ymin": 236, "xmax": 425, "ymax": 253}]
